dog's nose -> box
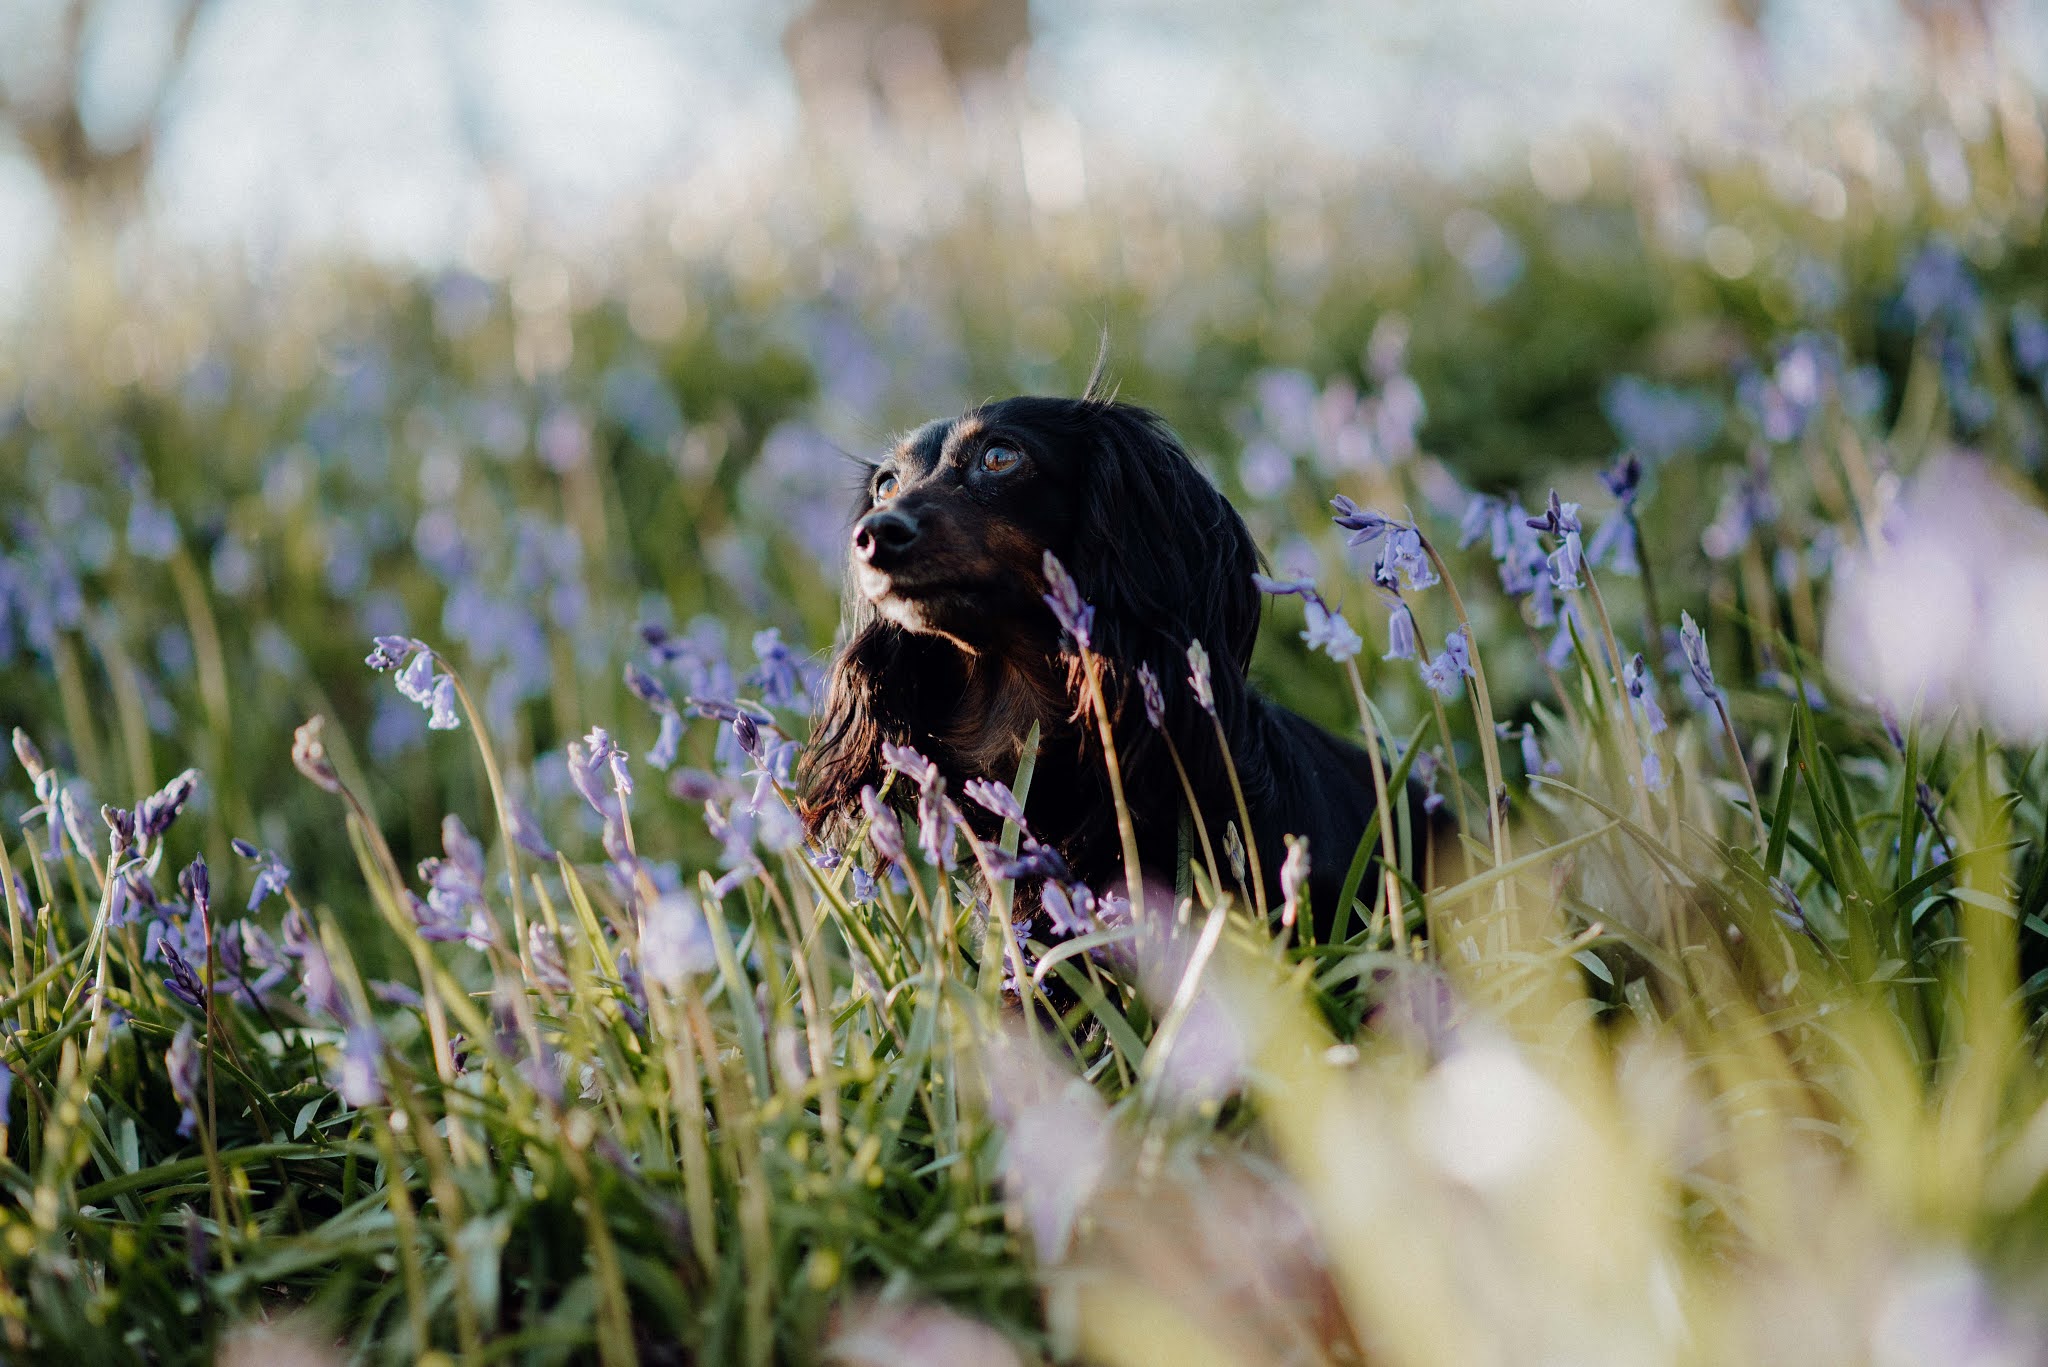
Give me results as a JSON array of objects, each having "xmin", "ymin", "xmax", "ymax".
[{"xmin": 853, "ymin": 507, "xmax": 920, "ymax": 565}]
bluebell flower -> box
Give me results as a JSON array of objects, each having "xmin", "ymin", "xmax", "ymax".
[
  {"xmin": 1600, "ymin": 453, "xmax": 1643, "ymax": 502},
  {"xmin": 167, "ymin": 1023, "xmax": 202, "ymax": 1138},
  {"xmin": 529, "ymin": 924, "xmax": 571, "ymax": 992},
  {"xmin": 1509, "ymin": 722, "xmax": 1561, "ymax": 777},
  {"xmin": 1418, "ymin": 645, "xmax": 1465, "ymax": 699},
  {"xmin": 1526, "ymin": 490, "xmax": 1583, "ymax": 538},
  {"xmin": 1679, "ymin": 612, "xmax": 1719, "ymax": 701},
  {"xmin": 370, "ymin": 980, "xmax": 423, "ymax": 1009},
  {"xmin": 102, "ymin": 805, "xmax": 136, "ymax": 863},
  {"xmin": 1041, "ymin": 551, "xmax": 1095, "ymax": 649},
  {"xmin": 964, "ymin": 778, "xmax": 1029, "ymax": 828},
  {"xmin": 1137, "ymin": 663, "xmax": 1166, "ymax": 729},
  {"xmin": 1623, "ymin": 653, "xmax": 1668, "ymax": 733},
  {"xmin": 641, "ymin": 891, "xmax": 716, "ymax": 988},
  {"xmin": 1547, "ymin": 529, "xmax": 1585, "ymax": 591},
  {"xmin": 1186, "ymin": 640, "xmax": 1216, "ymax": 715},
  {"xmin": 1301, "ymin": 598, "xmax": 1363, "ymax": 662},
  {"xmin": 1042, "ymin": 882, "xmax": 1095, "ymax": 937},
  {"xmin": 508, "ymin": 799, "xmax": 556, "ymax": 860},
  {"xmin": 1901, "ymin": 240, "xmax": 1980, "ymax": 332},
  {"xmin": 137, "ymin": 769, "xmax": 201, "ymax": 846},
  {"xmin": 1459, "ymin": 494, "xmax": 1505, "ymax": 553},
  {"xmin": 177, "ymin": 856, "xmax": 210, "ymax": 914},
  {"xmin": 916, "ymin": 787, "xmax": 960, "ymax": 872},
  {"xmin": 850, "ymin": 865, "xmax": 879, "ymax": 903},
  {"xmin": 300, "ymin": 942, "xmax": 348, "ymax": 1021},
  {"xmin": 860, "ymin": 786, "xmax": 905, "ymax": 867},
  {"xmin": 748, "ymin": 628, "xmax": 809, "ymax": 708},
  {"xmin": 127, "ymin": 495, "xmax": 180, "ymax": 562},
  {"xmin": 1384, "ymin": 599, "xmax": 1419, "ymax": 662},
  {"xmin": 395, "ymin": 649, "xmax": 436, "ymax": 705},
  {"xmin": 1585, "ymin": 511, "xmax": 1639, "ymax": 575},
  {"xmin": 1640, "ymin": 751, "xmax": 1667, "ymax": 793},
  {"xmin": 335, "ymin": 1025, "xmax": 385, "ymax": 1108},
  {"xmin": 1589, "ymin": 379, "xmax": 1720, "ymax": 465},
  {"xmin": 427, "ymin": 675, "xmax": 460, "ymax": 730},
  {"xmin": 986, "ymin": 840, "xmax": 1071, "ymax": 883},
  {"xmin": 161, "ymin": 940, "xmax": 206, "ymax": 1009},
  {"xmin": 1329, "ymin": 495, "xmax": 1393, "ymax": 546},
  {"xmin": 1374, "ymin": 525, "xmax": 1439, "ymax": 591}
]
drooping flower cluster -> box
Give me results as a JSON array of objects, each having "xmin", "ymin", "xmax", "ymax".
[
  {"xmin": 1252, "ymin": 572, "xmax": 1363, "ymax": 662},
  {"xmin": 365, "ymin": 635, "xmax": 460, "ymax": 730}
]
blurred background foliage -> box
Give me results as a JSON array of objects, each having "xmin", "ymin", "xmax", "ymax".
[{"xmin": 5, "ymin": 0, "xmax": 2048, "ymax": 1360}]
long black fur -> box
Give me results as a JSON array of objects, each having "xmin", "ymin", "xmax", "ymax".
[{"xmin": 799, "ymin": 394, "xmax": 1401, "ymax": 936}]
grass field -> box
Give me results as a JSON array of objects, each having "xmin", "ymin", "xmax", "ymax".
[{"xmin": 4, "ymin": 81, "xmax": 2048, "ymax": 1365}]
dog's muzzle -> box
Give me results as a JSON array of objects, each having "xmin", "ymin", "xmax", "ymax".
[{"xmin": 853, "ymin": 507, "xmax": 920, "ymax": 570}]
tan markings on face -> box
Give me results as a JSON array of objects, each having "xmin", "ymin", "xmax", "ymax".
[
  {"xmin": 937, "ymin": 417, "xmax": 987, "ymax": 469},
  {"xmin": 983, "ymin": 519, "xmax": 1046, "ymax": 578}
]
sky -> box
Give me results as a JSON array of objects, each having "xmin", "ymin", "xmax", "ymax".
[{"xmin": 0, "ymin": 0, "xmax": 2042, "ymax": 312}]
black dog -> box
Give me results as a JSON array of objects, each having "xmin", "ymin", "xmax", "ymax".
[{"xmin": 799, "ymin": 393, "xmax": 1400, "ymax": 937}]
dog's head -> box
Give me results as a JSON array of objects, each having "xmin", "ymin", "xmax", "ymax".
[
  {"xmin": 802, "ymin": 395, "xmax": 1263, "ymax": 832},
  {"xmin": 847, "ymin": 395, "xmax": 1260, "ymax": 664}
]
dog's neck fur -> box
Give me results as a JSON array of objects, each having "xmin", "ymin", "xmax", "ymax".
[{"xmin": 933, "ymin": 638, "xmax": 1072, "ymax": 782}]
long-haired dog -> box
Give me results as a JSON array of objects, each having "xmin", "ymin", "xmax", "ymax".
[{"xmin": 799, "ymin": 392, "xmax": 1403, "ymax": 937}]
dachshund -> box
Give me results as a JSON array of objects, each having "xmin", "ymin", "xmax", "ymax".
[{"xmin": 798, "ymin": 391, "xmax": 1416, "ymax": 942}]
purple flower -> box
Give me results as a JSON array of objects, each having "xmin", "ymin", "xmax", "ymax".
[
  {"xmin": 1187, "ymin": 640, "xmax": 1216, "ymax": 716},
  {"xmin": 1547, "ymin": 529, "xmax": 1585, "ymax": 592},
  {"xmin": 748, "ymin": 628, "xmax": 809, "ymax": 708},
  {"xmin": 1041, "ymin": 551, "xmax": 1095, "ymax": 650},
  {"xmin": 161, "ymin": 940, "xmax": 206, "ymax": 1008},
  {"xmin": 880, "ymin": 741, "xmax": 939, "ymax": 791},
  {"xmin": 1329, "ymin": 496, "xmax": 1393, "ymax": 546},
  {"xmin": 861, "ymin": 786, "xmax": 905, "ymax": 866},
  {"xmin": 508, "ymin": 800, "xmax": 556, "ymax": 861},
  {"xmin": 335, "ymin": 1025, "xmax": 385, "ymax": 1108},
  {"xmin": 625, "ymin": 662, "xmax": 673, "ymax": 709},
  {"xmin": 299, "ymin": 941, "xmax": 348, "ymax": 1021},
  {"xmin": 1510, "ymin": 722, "xmax": 1561, "ymax": 777},
  {"xmin": 1585, "ymin": 511, "xmax": 1639, "ymax": 575},
  {"xmin": 648, "ymin": 713, "xmax": 683, "ymax": 771},
  {"xmin": 1600, "ymin": 453, "xmax": 1643, "ymax": 502},
  {"xmin": 427, "ymin": 675, "xmax": 461, "ymax": 730},
  {"xmin": 1640, "ymin": 751, "xmax": 1667, "ymax": 793},
  {"xmin": 1137, "ymin": 662, "xmax": 1165, "ymax": 729},
  {"xmin": 1679, "ymin": 612, "xmax": 1719, "ymax": 701},
  {"xmin": 917, "ymin": 788, "xmax": 960, "ymax": 871},
  {"xmin": 1301, "ymin": 598, "xmax": 1363, "ymax": 662},
  {"xmin": 167, "ymin": 1023, "xmax": 202, "ymax": 1138},
  {"xmin": 569, "ymin": 727, "xmax": 631, "ymax": 815},
  {"xmin": 641, "ymin": 891, "xmax": 716, "ymax": 987},
  {"xmin": 1384, "ymin": 599, "xmax": 1419, "ymax": 661},
  {"xmin": 1459, "ymin": 494, "xmax": 1505, "ymax": 553},
  {"xmin": 1043, "ymin": 882, "xmax": 1095, "ymax": 937},
  {"xmin": 529, "ymin": 924, "xmax": 571, "ymax": 992},
  {"xmin": 102, "ymin": 805, "xmax": 136, "ymax": 862},
  {"xmin": 964, "ymin": 778, "xmax": 1029, "ymax": 828},
  {"xmin": 1374, "ymin": 525, "xmax": 1439, "ymax": 592},
  {"xmin": 1623, "ymin": 653, "xmax": 1668, "ymax": 733},
  {"xmin": 1418, "ymin": 628, "xmax": 1473, "ymax": 700},
  {"xmin": 370, "ymin": 979, "xmax": 423, "ymax": 1009},
  {"xmin": 137, "ymin": 768, "xmax": 201, "ymax": 845},
  {"xmin": 850, "ymin": 865, "xmax": 879, "ymax": 903},
  {"xmin": 232, "ymin": 839, "xmax": 292, "ymax": 912},
  {"xmin": 395, "ymin": 649, "xmax": 436, "ymax": 705},
  {"xmin": 1410, "ymin": 747, "xmax": 1446, "ymax": 814},
  {"xmin": 1526, "ymin": 490, "xmax": 1583, "ymax": 538},
  {"xmin": 987, "ymin": 839, "xmax": 1071, "ymax": 883},
  {"xmin": 366, "ymin": 635, "xmax": 426, "ymax": 672}
]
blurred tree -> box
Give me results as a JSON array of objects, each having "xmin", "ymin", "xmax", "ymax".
[
  {"xmin": 783, "ymin": 0, "xmax": 1030, "ymax": 120},
  {"xmin": 0, "ymin": 0, "xmax": 213, "ymax": 227}
]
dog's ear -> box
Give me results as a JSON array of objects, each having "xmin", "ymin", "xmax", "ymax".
[
  {"xmin": 798, "ymin": 606, "xmax": 963, "ymax": 835},
  {"xmin": 1065, "ymin": 404, "xmax": 1262, "ymax": 687},
  {"xmin": 799, "ymin": 610, "xmax": 893, "ymax": 835}
]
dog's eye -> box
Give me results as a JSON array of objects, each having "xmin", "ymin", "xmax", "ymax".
[
  {"xmin": 979, "ymin": 446, "xmax": 1022, "ymax": 475},
  {"xmin": 873, "ymin": 471, "xmax": 900, "ymax": 501}
]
